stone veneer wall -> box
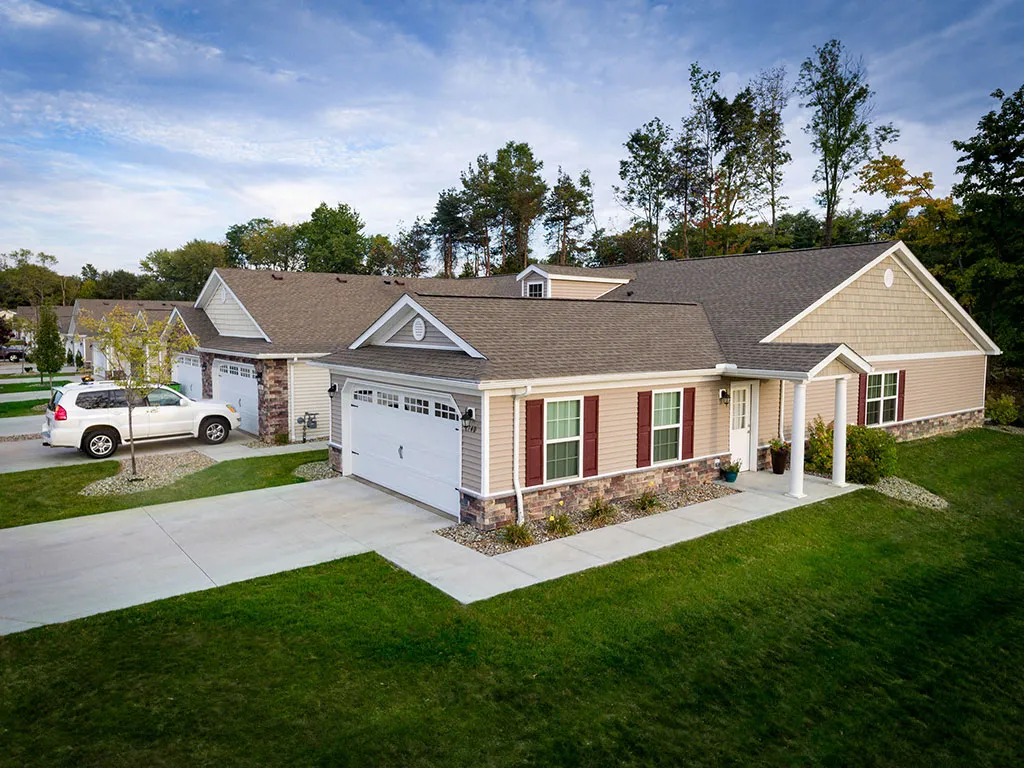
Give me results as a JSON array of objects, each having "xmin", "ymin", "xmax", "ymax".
[
  {"xmin": 199, "ymin": 351, "xmax": 290, "ymax": 442},
  {"xmin": 881, "ymin": 408, "xmax": 984, "ymax": 442},
  {"xmin": 328, "ymin": 443, "xmax": 343, "ymax": 473},
  {"xmin": 460, "ymin": 454, "xmax": 727, "ymax": 530}
]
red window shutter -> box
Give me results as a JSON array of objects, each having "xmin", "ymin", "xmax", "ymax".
[
  {"xmin": 857, "ymin": 373, "xmax": 868, "ymax": 426},
  {"xmin": 897, "ymin": 369, "xmax": 907, "ymax": 422},
  {"xmin": 682, "ymin": 387, "xmax": 696, "ymax": 459},
  {"xmin": 525, "ymin": 399, "xmax": 544, "ymax": 487},
  {"xmin": 637, "ymin": 391, "xmax": 652, "ymax": 467},
  {"xmin": 583, "ymin": 395, "xmax": 599, "ymax": 477}
]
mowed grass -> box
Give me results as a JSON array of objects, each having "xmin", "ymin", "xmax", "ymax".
[
  {"xmin": 0, "ymin": 380, "xmax": 68, "ymax": 394},
  {"xmin": 0, "ymin": 399, "xmax": 48, "ymax": 418},
  {"xmin": 0, "ymin": 448, "xmax": 327, "ymax": 529},
  {"xmin": 1, "ymin": 430, "xmax": 1022, "ymax": 767}
]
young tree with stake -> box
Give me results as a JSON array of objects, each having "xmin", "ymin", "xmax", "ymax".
[{"xmin": 80, "ymin": 307, "xmax": 194, "ymax": 477}]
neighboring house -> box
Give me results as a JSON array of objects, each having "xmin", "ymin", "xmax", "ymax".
[
  {"xmin": 14, "ymin": 305, "xmax": 74, "ymax": 348},
  {"xmin": 303, "ymin": 241, "xmax": 997, "ymax": 528},
  {"xmin": 67, "ymin": 299, "xmax": 190, "ymax": 377},
  {"xmin": 164, "ymin": 268, "xmax": 521, "ymax": 442}
]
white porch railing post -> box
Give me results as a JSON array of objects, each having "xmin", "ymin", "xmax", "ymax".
[
  {"xmin": 832, "ymin": 377, "xmax": 848, "ymax": 487},
  {"xmin": 787, "ymin": 380, "xmax": 807, "ymax": 499}
]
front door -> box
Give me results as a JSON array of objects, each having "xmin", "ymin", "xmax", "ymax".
[{"xmin": 730, "ymin": 383, "xmax": 752, "ymax": 470}]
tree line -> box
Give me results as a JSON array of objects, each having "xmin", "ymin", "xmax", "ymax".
[{"xmin": 1, "ymin": 39, "xmax": 1020, "ymax": 363}]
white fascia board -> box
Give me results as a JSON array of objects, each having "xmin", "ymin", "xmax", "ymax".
[
  {"xmin": 196, "ymin": 346, "xmax": 328, "ymax": 360},
  {"xmin": 515, "ymin": 264, "xmax": 548, "ymax": 281},
  {"xmin": 476, "ymin": 368, "xmax": 722, "ymax": 393},
  {"xmin": 308, "ymin": 361, "xmax": 482, "ymax": 394},
  {"xmin": 194, "ymin": 269, "xmax": 223, "ymax": 309},
  {"xmin": 546, "ymin": 274, "xmax": 631, "ymax": 285},
  {"xmin": 349, "ymin": 294, "xmax": 486, "ymax": 359},
  {"xmin": 807, "ymin": 344, "xmax": 872, "ymax": 378},
  {"xmin": 894, "ymin": 245, "xmax": 1001, "ymax": 354},
  {"xmin": 759, "ymin": 242, "xmax": 902, "ymax": 343}
]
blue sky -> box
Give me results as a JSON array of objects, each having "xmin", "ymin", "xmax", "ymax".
[{"xmin": 1, "ymin": 0, "xmax": 1022, "ymax": 273}]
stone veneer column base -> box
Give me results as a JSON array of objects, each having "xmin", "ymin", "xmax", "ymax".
[
  {"xmin": 882, "ymin": 409, "xmax": 984, "ymax": 441},
  {"xmin": 328, "ymin": 444, "xmax": 343, "ymax": 473},
  {"xmin": 460, "ymin": 455, "xmax": 728, "ymax": 530}
]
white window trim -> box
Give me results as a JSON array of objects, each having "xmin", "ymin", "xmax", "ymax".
[
  {"xmin": 525, "ymin": 280, "xmax": 546, "ymax": 298},
  {"xmin": 865, "ymin": 370, "xmax": 900, "ymax": 427},
  {"xmin": 543, "ymin": 396, "xmax": 583, "ymax": 483},
  {"xmin": 651, "ymin": 388, "xmax": 684, "ymax": 465}
]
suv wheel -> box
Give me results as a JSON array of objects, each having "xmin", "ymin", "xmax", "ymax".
[
  {"xmin": 82, "ymin": 428, "xmax": 119, "ymax": 459},
  {"xmin": 199, "ymin": 417, "xmax": 230, "ymax": 445},
  {"xmin": 7, "ymin": 353, "xmax": 18, "ymax": 362}
]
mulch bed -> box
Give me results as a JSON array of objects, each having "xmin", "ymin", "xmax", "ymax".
[
  {"xmin": 437, "ymin": 483, "xmax": 739, "ymax": 556},
  {"xmin": 79, "ymin": 451, "xmax": 217, "ymax": 497}
]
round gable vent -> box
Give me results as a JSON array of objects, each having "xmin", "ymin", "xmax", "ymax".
[
  {"xmin": 883, "ymin": 268, "xmax": 894, "ymax": 288},
  {"xmin": 412, "ymin": 317, "xmax": 426, "ymax": 341}
]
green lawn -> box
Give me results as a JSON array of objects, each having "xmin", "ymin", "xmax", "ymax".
[
  {"xmin": 0, "ymin": 380, "xmax": 69, "ymax": 394},
  {"xmin": 1, "ymin": 430, "xmax": 1022, "ymax": 767},
  {"xmin": 0, "ymin": 399, "xmax": 48, "ymax": 418},
  {"xmin": 0, "ymin": 448, "xmax": 328, "ymax": 529}
]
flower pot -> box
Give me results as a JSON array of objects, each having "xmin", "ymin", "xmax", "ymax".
[
  {"xmin": 770, "ymin": 448, "xmax": 788, "ymax": 475},
  {"xmin": 722, "ymin": 470, "xmax": 738, "ymax": 482}
]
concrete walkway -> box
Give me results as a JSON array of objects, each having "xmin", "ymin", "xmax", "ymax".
[{"xmin": 0, "ymin": 471, "xmax": 858, "ymax": 635}]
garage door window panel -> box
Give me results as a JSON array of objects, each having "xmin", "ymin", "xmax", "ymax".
[
  {"xmin": 435, "ymin": 402, "xmax": 458, "ymax": 420},
  {"xmin": 545, "ymin": 398, "xmax": 582, "ymax": 481},
  {"xmin": 377, "ymin": 392, "xmax": 399, "ymax": 409},
  {"xmin": 353, "ymin": 389, "xmax": 373, "ymax": 403},
  {"xmin": 404, "ymin": 396, "xmax": 429, "ymax": 415}
]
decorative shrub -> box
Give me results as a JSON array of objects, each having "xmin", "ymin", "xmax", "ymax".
[
  {"xmin": 66, "ymin": 349, "xmax": 74, "ymax": 365},
  {"xmin": 500, "ymin": 522, "xmax": 534, "ymax": 547},
  {"xmin": 721, "ymin": 459, "xmax": 742, "ymax": 474},
  {"xmin": 632, "ymin": 488, "xmax": 664, "ymax": 515},
  {"xmin": 845, "ymin": 424, "xmax": 898, "ymax": 483},
  {"xmin": 585, "ymin": 497, "xmax": 616, "ymax": 526},
  {"xmin": 986, "ymin": 394, "xmax": 1020, "ymax": 425},
  {"xmin": 75, "ymin": 352, "xmax": 83, "ymax": 368},
  {"xmin": 806, "ymin": 416, "xmax": 833, "ymax": 475},
  {"xmin": 545, "ymin": 513, "xmax": 575, "ymax": 537},
  {"xmin": 273, "ymin": 432, "xmax": 289, "ymax": 445}
]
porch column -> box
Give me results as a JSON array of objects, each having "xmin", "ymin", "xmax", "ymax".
[
  {"xmin": 787, "ymin": 380, "xmax": 807, "ymax": 499},
  {"xmin": 832, "ymin": 377, "xmax": 848, "ymax": 487}
]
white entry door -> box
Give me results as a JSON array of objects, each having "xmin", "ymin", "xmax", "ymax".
[
  {"xmin": 215, "ymin": 361, "xmax": 259, "ymax": 434},
  {"xmin": 349, "ymin": 387, "xmax": 461, "ymax": 516},
  {"xmin": 730, "ymin": 383, "xmax": 752, "ymax": 470},
  {"xmin": 172, "ymin": 354, "xmax": 203, "ymax": 399}
]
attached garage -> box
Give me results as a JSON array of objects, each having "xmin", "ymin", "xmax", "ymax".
[
  {"xmin": 172, "ymin": 354, "xmax": 203, "ymax": 400},
  {"xmin": 349, "ymin": 385, "xmax": 462, "ymax": 517},
  {"xmin": 214, "ymin": 360, "xmax": 259, "ymax": 434}
]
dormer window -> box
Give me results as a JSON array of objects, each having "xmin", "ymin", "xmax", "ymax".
[{"xmin": 526, "ymin": 281, "xmax": 545, "ymax": 299}]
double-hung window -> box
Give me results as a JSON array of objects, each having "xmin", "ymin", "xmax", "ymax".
[
  {"xmin": 652, "ymin": 391, "xmax": 681, "ymax": 463},
  {"xmin": 545, "ymin": 398, "xmax": 581, "ymax": 481},
  {"xmin": 526, "ymin": 281, "xmax": 545, "ymax": 298},
  {"xmin": 865, "ymin": 372, "xmax": 899, "ymax": 426}
]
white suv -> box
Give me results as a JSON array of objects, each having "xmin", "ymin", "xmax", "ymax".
[{"xmin": 42, "ymin": 382, "xmax": 243, "ymax": 459}]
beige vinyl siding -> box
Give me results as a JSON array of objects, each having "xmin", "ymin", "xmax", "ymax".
[
  {"xmin": 816, "ymin": 359, "xmax": 858, "ymax": 378},
  {"xmin": 384, "ymin": 315, "xmax": 459, "ymax": 349},
  {"xmin": 453, "ymin": 393, "xmax": 482, "ymax": 492},
  {"xmin": 329, "ymin": 373, "xmax": 347, "ymax": 445},
  {"xmin": 756, "ymin": 354, "xmax": 986, "ymax": 443},
  {"xmin": 548, "ymin": 279, "xmax": 620, "ymax": 300},
  {"xmin": 776, "ymin": 253, "xmax": 979, "ymax": 356},
  {"xmin": 488, "ymin": 379, "xmax": 728, "ymax": 493},
  {"xmin": 289, "ymin": 362, "xmax": 331, "ymax": 441},
  {"xmin": 204, "ymin": 283, "xmax": 264, "ymax": 338}
]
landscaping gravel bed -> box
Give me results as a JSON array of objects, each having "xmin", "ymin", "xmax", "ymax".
[
  {"xmin": 243, "ymin": 437, "xmax": 328, "ymax": 449},
  {"xmin": 986, "ymin": 424, "xmax": 1024, "ymax": 436},
  {"xmin": 292, "ymin": 460, "xmax": 338, "ymax": 481},
  {"xmin": 873, "ymin": 476, "xmax": 949, "ymax": 510},
  {"xmin": 437, "ymin": 482, "xmax": 738, "ymax": 556},
  {"xmin": 80, "ymin": 451, "xmax": 217, "ymax": 497}
]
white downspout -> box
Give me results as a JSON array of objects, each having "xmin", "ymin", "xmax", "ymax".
[{"xmin": 511, "ymin": 385, "xmax": 531, "ymax": 524}]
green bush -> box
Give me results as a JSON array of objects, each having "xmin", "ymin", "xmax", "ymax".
[
  {"xmin": 585, "ymin": 497, "xmax": 616, "ymax": 526},
  {"xmin": 75, "ymin": 352, "xmax": 83, "ymax": 368},
  {"xmin": 273, "ymin": 432, "xmax": 290, "ymax": 446},
  {"xmin": 806, "ymin": 416, "xmax": 833, "ymax": 475},
  {"xmin": 845, "ymin": 424, "xmax": 898, "ymax": 483},
  {"xmin": 500, "ymin": 522, "xmax": 534, "ymax": 547},
  {"xmin": 66, "ymin": 349, "xmax": 74, "ymax": 365},
  {"xmin": 986, "ymin": 394, "xmax": 1020, "ymax": 425},
  {"xmin": 632, "ymin": 488, "xmax": 664, "ymax": 515},
  {"xmin": 545, "ymin": 513, "xmax": 575, "ymax": 537}
]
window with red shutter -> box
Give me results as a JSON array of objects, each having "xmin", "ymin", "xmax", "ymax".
[
  {"xmin": 637, "ymin": 391, "xmax": 652, "ymax": 467},
  {"xmin": 525, "ymin": 399, "xmax": 544, "ymax": 487},
  {"xmin": 583, "ymin": 395, "xmax": 599, "ymax": 477}
]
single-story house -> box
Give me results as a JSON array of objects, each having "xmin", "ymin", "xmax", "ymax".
[
  {"xmin": 299, "ymin": 241, "xmax": 998, "ymax": 528},
  {"xmin": 67, "ymin": 299, "xmax": 190, "ymax": 376},
  {"xmin": 13, "ymin": 305, "xmax": 74, "ymax": 347}
]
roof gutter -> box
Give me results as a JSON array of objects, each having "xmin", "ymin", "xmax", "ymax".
[{"xmin": 196, "ymin": 347, "xmax": 330, "ymax": 360}]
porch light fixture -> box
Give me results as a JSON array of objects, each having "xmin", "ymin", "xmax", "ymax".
[
  {"xmin": 719, "ymin": 389, "xmax": 731, "ymax": 406},
  {"xmin": 327, "ymin": 383, "xmax": 338, "ymax": 398},
  {"xmin": 460, "ymin": 406, "xmax": 477, "ymax": 431}
]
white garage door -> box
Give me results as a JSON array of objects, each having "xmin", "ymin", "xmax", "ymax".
[
  {"xmin": 350, "ymin": 387, "xmax": 461, "ymax": 516},
  {"xmin": 215, "ymin": 360, "xmax": 259, "ymax": 434},
  {"xmin": 173, "ymin": 354, "xmax": 203, "ymax": 400}
]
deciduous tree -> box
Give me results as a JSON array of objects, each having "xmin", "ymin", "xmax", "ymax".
[
  {"xmin": 298, "ymin": 203, "xmax": 367, "ymax": 274},
  {"xmin": 32, "ymin": 306, "xmax": 65, "ymax": 391},
  {"xmin": 615, "ymin": 118, "xmax": 674, "ymax": 260},
  {"xmin": 750, "ymin": 65, "xmax": 792, "ymax": 239}
]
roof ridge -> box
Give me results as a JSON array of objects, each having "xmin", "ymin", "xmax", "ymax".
[
  {"xmin": 412, "ymin": 293, "xmax": 701, "ymax": 307},
  {"xmin": 589, "ymin": 240, "xmax": 895, "ymax": 269}
]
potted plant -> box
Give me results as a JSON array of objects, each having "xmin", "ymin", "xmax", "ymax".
[
  {"xmin": 721, "ymin": 459, "xmax": 742, "ymax": 482},
  {"xmin": 769, "ymin": 437, "xmax": 789, "ymax": 475}
]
